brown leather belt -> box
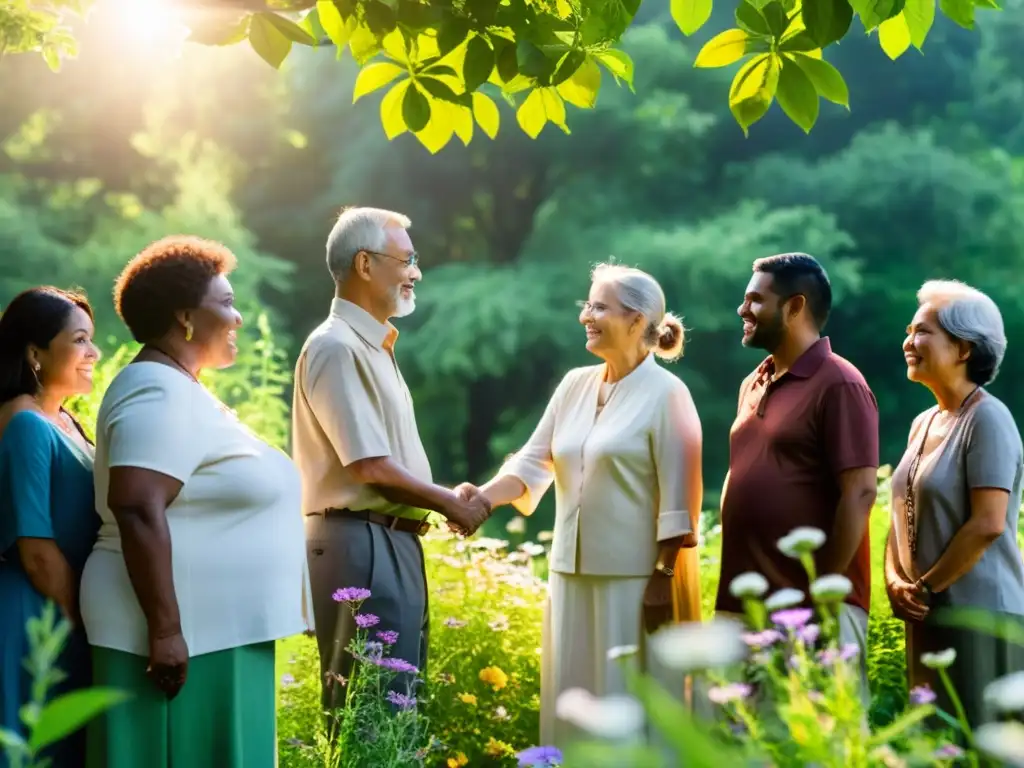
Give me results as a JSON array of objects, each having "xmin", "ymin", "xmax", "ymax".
[{"xmin": 321, "ymin": 507, "xmax": 431, "ymax": 537}]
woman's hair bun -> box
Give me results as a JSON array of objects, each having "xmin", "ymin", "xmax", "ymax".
[{"xmin": 654, "ymin": 313, "xmax": 685, "ymax": 361}]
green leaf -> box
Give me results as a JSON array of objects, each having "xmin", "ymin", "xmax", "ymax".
[
  {"xmin": 594, "ymin": 49, "xmax": 634, "ymax": 92},
  {"xmin": 437, "ymin": 18, "xmax": 469, "ymax": 55},
  {"xmin": 380, "ymin": 80, "xmax": 411, "ymax": 138},
  {"xmin": 850, "ymin": 0, "xmax": 906, "ymax": 30},
  {"xmin": 694, "ymin": 29, "xmax": 751, "ymax": 68},
  {"xmin": 463, "ymin": 36, "xmax": 494, "ymax": 91},
  {"xmin": 556, "ymin": 56, "xmax": 601, "ymax": 108},
  {"xmin": 495, "ymin": 41, "xmax": 519, "ymax": 83},
  {"xmin": 761, "ymin": 1, "xmax": 791, "ymax": 36},
  {"xmin": 364, "ymin": 0, "xmax": 398, "ymax": 34},
  {"xmin": 776, "ymin": 57, "xmax": 819, "ymax": 132},
  {"xmin": 316, "ymin": 0, "xmax": 351, "ymax": 48},
  {"xmin": 516, "ymin": 41, "xmax": 554, "ymax": 81},
  {"xmin": 801, "ymin": 0, "xmax": 854, "ymax": 47},
  {"xmin": 938, "ymin": 0, "xmax": 974, "ymax": 27},
  {"xmin": 736, "ymin": 3, "xmax": 772, "ymax": 35},
  {"xmin": 515, "ymin": 88, "xmax": 566, "ymax": 138},
  {"xmin": 402, "ymin": 81, "xmax": 431, "ymax": 132},
  {"xmin": 0, "ymin": 727, "xmax": 26, "ymax": 752},
  {"xmin": 187, "ymin": 14, "xmax": 251, "ymax": 46},
  {"xmin": 903, "ymin": 0, "xmax": 935, "ymax": 46},
  {"xmin": 878, "ymin": 11, "xmax": 912, "ymax": 58},
  {"xmin": 29, "ymin": 689, "xmax": 130, "ymax": 752},
  {"xmin": 262, "ymin": 12, "xmax": 318, "ymax": 45},
  {"xmin": 418, "ymin": 76, "xmax": 462, "ymax": 104},
  {"xmin": 551, "ymin": 50, "xmax": 586, "ymax": 86},
  {"xmin": 671, "ymin": 0, "xmax": 714, "ymax": 35},
  {"xmin": 348, "ymin": 23, "xmax": 381, "ymax": 63},
  {"xmin": 249, "ymin": 13, "xmax": 293, "ymax": 68},
  {"xmin": 779, "ymin": 30, "xmax": 820, "ymax": 51},
  {"xmin": 791, "ymin": 53, "xmax": 849, "ymax": 106},
  {"xmin": 353, "ymin": 62, "xmax": 406, "ymax": 102},
  {"xmin": 728, "ymin": 53, "xmax": 780, "ymax": 136},
  {"xmin": 471, "ymin": 92, "xmax": 500, "ymax": 139}
]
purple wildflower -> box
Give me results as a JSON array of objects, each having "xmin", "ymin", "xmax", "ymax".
[
  {"xmin": 772, "ymin": 608, "xmax": 813, "ymax": 629},
  {"xmin": 517, "ymin": 745, "xmax": 563, "ymax": 767},
  {"xmin": 377, "ymin": 630, "xmax": 399, "ymax": 645},
  {"xmin": 386, "ymin": 690, "xmax": 417, "ymax": 710},
  {"xmin": 910, "ymin": 685, "xmax": 937, "ymax": 705},
  {"xmin": 280, "ymin": 673, "xmax": 296, "ymax": 688},
  {"xmin": 839, "ymin": 643, "xmax": 860, "ymax": 661},
  {"xmin": 934, "ymin": 744, "xmax": 965, "ymax": 759},
  {"xmin": 797, "ymin": 624, "xmax": 821, "ymax": 645},
  {"xmin": 444, "ymin": 617, "xmax": 468, "ymax": 628},
  {"xmin": 742, "ymin": 629, "xmax": 783, "ymax": 648},
  {"xmin": 332, "ymin": 587, "xmax": 371, "ymax": 603},
  {"xmin": 363, "ymin": 641, "xmax": 384, "ymax": 659},
  {"xmin": 708, "ymin": 683, "xmax": 753, "ymax": 705},
  {"xmin": 355, "ymin": 613, "xmax": 380, "ymax": 629},
  {"xmin": 376, "ymin": 657, "xmax": 419, "ymax": 674}
]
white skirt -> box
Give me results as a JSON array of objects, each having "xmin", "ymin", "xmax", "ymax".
[{"xmin": 540, "ymin": 572, "xmax": 691, "ymax": 751}]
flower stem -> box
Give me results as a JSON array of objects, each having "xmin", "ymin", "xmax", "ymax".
[{"xmin": 937, "ymin": 668, "xmax": 978, "ymax": 767}]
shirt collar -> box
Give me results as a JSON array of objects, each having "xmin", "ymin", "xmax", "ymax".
[
  {"xmin": 755, "ymin": 337, "xmax": 831, "ymax": 383},
  {"xmin": 330, "ymin": 298, "xmax": 398, "ymax": 351}
]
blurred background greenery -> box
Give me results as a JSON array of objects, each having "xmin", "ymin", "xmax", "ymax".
[{"xmin": 3, "ymin": 0, "xmax": 1024, "ymax": 540}]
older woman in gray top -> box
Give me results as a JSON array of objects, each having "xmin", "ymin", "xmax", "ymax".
[{"xmin": 886, "ymin": 279, "xmax": 1024, "ymax": 727}]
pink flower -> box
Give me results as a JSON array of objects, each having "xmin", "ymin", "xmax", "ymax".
[
  {"xmin": 911, "ymin": 685, "xmax": 937, "ymax": 705},
  {"xmin": 771, "ymin": 608, "xmax": 813, "ymax": 629}
]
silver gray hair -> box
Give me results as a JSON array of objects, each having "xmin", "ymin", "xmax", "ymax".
[
  {"xmin": 591, "ymin": 263, "xmax": 685, "ymax": 361},
  {"xmin": 326, "ymin": 207, "xmax": 412, "ymax": 282},
  {"xmin": 918, "ymin": 279, "xmax": 1006, "ymax": 385}
]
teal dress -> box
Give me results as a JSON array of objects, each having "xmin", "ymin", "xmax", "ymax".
[{"xmin": 0, "ymin": 411, "xmax": 98, "ymax": 768}]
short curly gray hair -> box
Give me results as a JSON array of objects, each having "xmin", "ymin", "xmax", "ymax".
[{"xmin": 917, "ymin": 279, "xmax": 1006, "ymax": 385}]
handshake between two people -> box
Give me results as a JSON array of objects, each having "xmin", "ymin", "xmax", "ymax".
[{"xmin": 442, "ymin": 482, "xmax": 492, "ymax": 537}]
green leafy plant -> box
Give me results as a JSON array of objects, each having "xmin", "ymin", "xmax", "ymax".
[
  {"xmin": 0, "ymin": 603, "xmax": 129, "ymax": 768},
  {"xmin": 4, "ymin": 0, "xmax": 996, "ymax": 144}
]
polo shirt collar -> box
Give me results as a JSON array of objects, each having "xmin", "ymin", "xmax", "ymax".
[
  {"xmin": 756, "ymin": 337, "xmax": 831, "ymax": 381},
  {"xmin": 330, "ymin": 298, "xmax": 398, "ymax": 350}
]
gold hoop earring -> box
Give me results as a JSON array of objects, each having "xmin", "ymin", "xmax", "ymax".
[{"xmin": 185, "ymin": 323, "xmax": 194, "ymax": 342}]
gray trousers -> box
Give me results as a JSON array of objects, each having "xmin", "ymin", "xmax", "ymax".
[{"xmin": 305, "ymin": 513, "xmax": 429, "ymax": 716}]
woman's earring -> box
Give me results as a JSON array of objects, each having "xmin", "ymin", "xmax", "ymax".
[{"xmin": 185, "ymin": 323, "xmax": 194, "ymax": 342}]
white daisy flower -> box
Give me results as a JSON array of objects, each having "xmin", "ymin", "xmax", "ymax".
[
  {"xmin": 729, "ymin": 572, "xmax": 769, "ymax": 599},
  {"xmin": 777, "ymin": 527, "xmax": 827, "ymax": 558}
]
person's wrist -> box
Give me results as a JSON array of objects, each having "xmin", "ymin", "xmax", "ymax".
[{"xmin": 149, "ymin": 622, "xmax": 182, "ymax": 641}]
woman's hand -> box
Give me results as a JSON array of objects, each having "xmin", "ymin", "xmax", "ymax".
[
  {"xmin": 643, "ymin": 572, "xmax": 675, "ymax": 635},
  {"xmin": 887, "ymin": 576, "xmax": 929, "ymax": 623},
  {"xmin": 147, "ymin": 631, "xmax": 189, "ymax": 700}
]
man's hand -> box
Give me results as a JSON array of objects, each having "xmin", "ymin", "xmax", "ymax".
[
  {"xmin": 443, "ymin": 483, "xmax": 491, "ymax": 536},
  {"xmin": 887, "ymin": 576, "xmax": 929, "ymax": 623},
  {"xmin": 643, "ymin": 571, "xmax": 674, "ymax": 635}
]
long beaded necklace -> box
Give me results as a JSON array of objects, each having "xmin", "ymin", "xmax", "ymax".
[{"xmin": 904, "ymin": 386, "xmax": 981, "ymax": 555}]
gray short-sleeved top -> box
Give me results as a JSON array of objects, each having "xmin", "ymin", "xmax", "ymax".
[{"xmin": 891, "ymin": 392, "xmax": 1024, "ymax": 614}]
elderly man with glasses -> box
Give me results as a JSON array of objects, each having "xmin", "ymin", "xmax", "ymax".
[{"xmin": 291, "ymin": 207, "xmax": 491, "ymax": 723}]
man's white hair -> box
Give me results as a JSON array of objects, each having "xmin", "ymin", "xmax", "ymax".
[
  {"xmin": 918, "ymin": 279, "xmax": 1006, "ymax": 385},
  {"xmin": 326, "ymin": 207, "xmax": 412, "ymax": 282}
]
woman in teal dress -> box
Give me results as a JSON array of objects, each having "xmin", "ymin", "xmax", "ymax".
[{"xmin": 0, "ymin": 287, "xmax": 101, "ymax": 768}]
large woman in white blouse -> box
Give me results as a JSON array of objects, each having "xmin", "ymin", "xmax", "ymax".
[
  {"xmin": 469, "ymin": 263, "xmax": 703, "ymax": 748},
  {"xmin": 79, "ymin": 237, "xmax": 311, "ymax": 768}
]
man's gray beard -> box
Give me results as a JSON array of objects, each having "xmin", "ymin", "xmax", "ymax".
[{"xmin": 393, "ymin": 295, "xmax": 416, "ymax": 318}]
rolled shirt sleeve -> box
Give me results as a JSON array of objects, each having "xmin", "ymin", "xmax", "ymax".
[
  {"xmin": 821, "ymin": 381, "xmax": 880, "ymax": 477},
  {"xmin": 966, "ymin": 402, "xmax": 1023, "ymax": 491},
  {"xmin": 304, "ymin": 340, "xmax": 391, "ymax": 467},
  {"xmin": 652, "ymin": 384, "xmax": 696, "ymax": 542}
]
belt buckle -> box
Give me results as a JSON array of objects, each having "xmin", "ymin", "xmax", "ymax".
[{"xmin": 416, "ymin": 520, "xmax": 431, "ymax": 537}]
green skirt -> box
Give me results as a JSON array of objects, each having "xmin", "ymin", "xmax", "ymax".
[{"xmin": 85, "ymin": 642, "xmax": 276, "ymax": 768}]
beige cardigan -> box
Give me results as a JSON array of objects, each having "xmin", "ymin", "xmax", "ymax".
[{"xmin": 501, "ymin": 354, "xmax": 699, "ymax": 579}]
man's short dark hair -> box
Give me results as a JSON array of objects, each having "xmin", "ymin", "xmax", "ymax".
[{"xmin": 752, "ymin": 252, "xmax": 832, "ymax": 330}]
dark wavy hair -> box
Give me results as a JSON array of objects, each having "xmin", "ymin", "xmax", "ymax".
[{"xmin": 0, "ymin": 287, "xmax": 94, "ymax": 405}]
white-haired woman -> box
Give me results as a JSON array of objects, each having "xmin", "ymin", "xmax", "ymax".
[
  {"xmin": 461, "ymin": 264, "xmax": 703, "ymax": 748},
  {"xmin": 886, "ymin": 279, "xmax": 1024, "ymax": 728}
]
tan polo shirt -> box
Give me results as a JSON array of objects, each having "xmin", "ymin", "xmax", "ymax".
[{"xmin": 291, "ymin": 298, "xmax": 433, "ymax": 521}]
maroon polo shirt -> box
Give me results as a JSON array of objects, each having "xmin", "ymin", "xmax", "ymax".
[{"xmin": 716, "ymin": 337, "xmax": 879, "ymax": 615}]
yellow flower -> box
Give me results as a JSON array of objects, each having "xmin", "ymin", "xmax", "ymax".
[
  {"xmin": 479, "ymin": 665, "xmax": 509, "ymax": 691},
  {"xmin": 458, "ymin": 692, "xmax": 478, "ymax": 706},
  {"xmin": 485, "ymin": 736, "xmax": 513, "ymax": 757},
  {"xmin": 447, "ymin": 753, "xmax": 468, "ymax": 768}
]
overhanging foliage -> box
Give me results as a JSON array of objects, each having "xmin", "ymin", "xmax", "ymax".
[{"xmin": 2, "ymin": 0, "xmax": 997, "ymax": 151}]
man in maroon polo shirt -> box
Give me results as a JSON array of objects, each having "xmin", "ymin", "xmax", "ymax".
[{"xmin": 717, "ymin": 253, "xmax": 879, "ymax": 689}]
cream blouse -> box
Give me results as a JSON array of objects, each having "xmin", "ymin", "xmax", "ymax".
[{"xmin": 501, "ymin": 354, "xmax": 698, "ymax": 577}]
